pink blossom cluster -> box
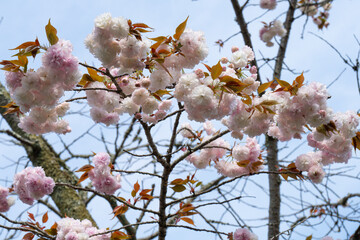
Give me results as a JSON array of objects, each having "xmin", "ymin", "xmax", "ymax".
[
  {"xmin": 85, "ymin": 75, "xmax": 174, "ymax": 125},
  {"xmin": 294, "ymin": 111, "xmax": 359, "ymax": 183},
  {"xmin": 85, "ymin": 13, "xmax": 148, "ymax": 73},
  {"xmin": 19, "ymin": 103, "xmax": 71, "ymax": 135},
  {"xmin": 174, "ymin": 46, "xmax": 258, "ymax": 122},
  {"xmin": 13, "ymin": 167, "xmax": 55, "ymax": 205},
  {"xmin": 308, "ymin": 111, "xmax": 359, "ymax": 165},
  {"xmin": 88, "ymin": 152, "xmax": 121, "ymax": 195},
  {"xmin": 233, "ymin": 228, "xmax": 258, "ymax": 240},
  {"xmin": 260, "ymin": 0, "xmax": 277, "ymax": 10},
  {"xmin": 223, "ymin": 96, "xmax": 276, "ymax": 138},
  {"xmin": 184, "ymin": 122, "xmax": 230, "ymax": 169},
  {"xmin": 56, "ymin": 217, "xmax": 110, "ymax": 240},
  {"xmin": 86, "ymin": 81, "xmax": 121, "ymax": 126},
  {"xmin": 163, "ymin": 29, "xmax": 208, "ymax": 69},
  {"xmin": 83, "ymin": 14, "xmax": 211, "ymax": 125},
  {"xmin": 5, "ymin": 39, "xmax": 79, "ymax": 134},
  {"xmin": 186, "ymin": 136, "xmax": 230, "ymax": 169},
  {"xmin": 259, "ymin": 20, "xmax": 287, "ymax": 47},
  {"xmin": 215, "ymin": 137, "xmax": 262, "ymax": 178},
  {"xmin": 0, "ymin": 186, "xmax": 15, "ymax": 212},
  {"xmin": 268, "ymin": 82, "xmax": 332, "ymax": 141}
]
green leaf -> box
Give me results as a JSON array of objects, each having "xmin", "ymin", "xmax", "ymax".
[{"xmin": 45, "ymin": 19, "xmax": 59, "ymax": 45}]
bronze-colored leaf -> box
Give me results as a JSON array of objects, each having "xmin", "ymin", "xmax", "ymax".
[
  {"xmin": 173, "ymin": 16, "xmax": 189, "ymax": 40},
  {"xmin": 77, "ymin": 172, "xmax": 89, "ymax": 185},
  {"xmin": 10, "ymin": 39, "xmax": 39, "ymax": 50},
  {"xmin": 134, "ymin": 181, "xmax": 140, "ymax": 194},
  {"xmin": 170, "ymin": 178, "xmax": 184, "ymax": 185},
  {"xmin": 171, "ymin": 185, "xmax": 186, "ymax": 192},
  {"xmin": 111, "ymin": 231, "xmax": 131, "ymax": 240},
  {"xmin": 180, "ymin": 217, "xmax": 195, "ymax": 226},
  {"xmin": 258, "ymin": 80, "xmax": 273, "ymax": 94},
  {"xmin": 45, "ymin": 19, "xmax": 59, "ymax": 45},
  {"xmin": 211, "ymin": 61, "xmax": 222, "ymax": 80},
  {"xmin": 22, "ymin": 233, "xmax": 34, "ymax": 240},
  {"xmin": 27, "ymin": 212, "xmax": 35, "ymax": 221},
  {"xmin": 75, "ymin": 164, "xmax": 94, "ymax": 172},
  {"xmin": 42, "ymin": 212, "xmax": 48, "ymax": 223},
  {"xmin": 276, "ymin": 78, "xmax": 291, "ymax": 89}
]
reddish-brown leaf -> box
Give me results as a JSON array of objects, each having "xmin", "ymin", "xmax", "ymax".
[
  {"xmin": 139, "ymin": 189, "xmax": 152, "ymax": 196},
  {"xmin": 134, "ymin": 181, "xmax": 140, "ymax": 194},
  {"xmin": 28, "ymin": 212, "xmax": 35, "ymax": 221},
  {"xmin": 180, "ymin": 217, "xmax": 195, "ymax": 226},
  {"xmin": 22, "ymin": 233, "xmax": 34, "ymax": 240},
  {"xmin": 42, "ymin": 212, "xmax": 48, "ymax": 223},
  {"xmin": 111, "ymin": 231, "xmax": 131, "ymax": 239},
  {"xmin": 75, "ymin": 164, "xmax": 94, "ymax": 172},
  {"xmin": 77, "ymin": 172, "xmax": 89, "ymax": 184},
  {"xmin": 140, "ymin": 195, "xmax": 154, "ymax": 200},
  {"xmin": 10, "ymin": 39, "xmax": 39, "ymax": 50},
  {"xmin": 112, "ymin": 204, "xmax": 128, "ymax": 218},
  {"xmin": 132, "ymin": 23, "xmax": 152, "ymax": 29}
]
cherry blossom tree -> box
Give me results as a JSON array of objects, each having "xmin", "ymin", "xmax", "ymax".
[{"xmin": 0, "ymin": 1, "xmax": 359, "ymax": 240}]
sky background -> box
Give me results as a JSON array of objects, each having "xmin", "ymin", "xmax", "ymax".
[{"xmin": 1, "ymin": 0, "xmax": 360, "ymax": 239}]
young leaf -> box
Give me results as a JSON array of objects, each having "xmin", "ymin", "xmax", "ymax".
[
  {"xmin": 276, "ymin": 78, "xmax": 291, "ymax": 89},
  {"xmin": 112, "ymin": 204, "xmax": 128, "ymax": 218},
  {"xmin": 306, "ymin": 235, "xmax": 313, "ymax": 240},
  {"xmin": 42, "ymin": 212, "xmax": 48, "ymax": 223},
  {"xmin": 180, "ymin": 217, "xmax": 195, "ymax": 226},
  {"xmin": 170, "ymin": 178, "xmax": 184, "ymax": 185},
  {"xmin": 22, "ymin": 233, "xmax": 34, "ymax": 240},
  {"xmin": 134, "ymin": 181, "xmax": 140, "ymax": 194},
  {"xmin": 173, "ymin": 16, "xmax": 189, "ymax": 40},
  {"xmin": 45, "ymin": 19, "xmax": 59, "ymax": 45},
  {"xmin": 211, "ymin": 61, "xmax": 222, "ymax": 80},
  {"xmin": 28, "ymin": 212, "xmax": 35, "ymax": 221},
  {"xmin": 10, "ymin": 39, "xmax": 39, "ymax": 50},
  {"xmin": 171, "ymin": 185, "xmax": 186, "ymax": 192},
  {"xmin": 111, "ymin": 231, "xmax": 131, "ymax": 240},
  {"xmin": 77, "ymin": 172, "xmax": 89, "ymax": 185},
  {"xmin": 75, "ymin": 164, "xmax": 94, "ymax": 172},
  {"xmin": 258, "ymin": 80, "xmax": 274, "ymax": 94},
  {"xmin": 294, "ymin": 72, "xmax": 305, "ymax": 87}
]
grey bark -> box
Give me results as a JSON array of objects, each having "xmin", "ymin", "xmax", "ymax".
[{"xmin": 0, "ymin": 82, "xmax": 97, "ymax": 226}]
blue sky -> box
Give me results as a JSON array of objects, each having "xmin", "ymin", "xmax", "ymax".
[{"xmin": 1, "ymin": 0, "xmax": 360, "ymax": 239}]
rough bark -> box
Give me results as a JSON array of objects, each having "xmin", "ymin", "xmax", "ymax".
[
  {"xmin": 0, "ymin": 82, "xmax": 97, "ymax": 226},
  {"xmin": 268, "ymin": 1, "xmax": 297, "ymax": 239}
]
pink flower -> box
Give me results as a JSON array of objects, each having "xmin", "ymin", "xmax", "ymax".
[
  {"xmin": 88, "ymin": 152, "xmax": 121, "ymax": 195},
  {"xmin": 233, "ymin": 228, "xmax": 258, "ymax": 240},
  {"xmin": 0, "ymin": 186, "xmax": 15, "ymax": 212},
  {"xmin": 13, "ymin": 167, "xmax": 55, "ymax": 205}
]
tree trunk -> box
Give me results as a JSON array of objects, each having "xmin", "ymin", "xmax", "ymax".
[{"xmin": 0, "ymin": 82, "xmax": 97, "ymax": 226}]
